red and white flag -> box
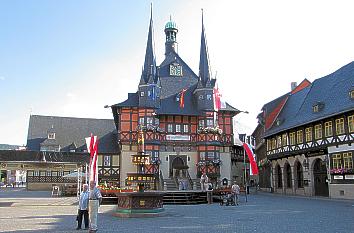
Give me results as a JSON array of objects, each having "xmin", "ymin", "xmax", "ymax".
[
  {"xmin": 179, "ymin": 89, "xmax": 187, "ymax": 108},
  {"xmin": 86, "ymin": 134, "xmax": 98, "ymax": 185},
  {"xmin": 243, "ymin": 143, "xmax": 259, "ymax": 175},
  {"xmin": 213, "ymin": 86, "xmax": 226, "ymax": 111}
]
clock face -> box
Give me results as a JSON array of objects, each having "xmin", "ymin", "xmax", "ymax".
[{"xmin": 169, "ymin": 64, "xmax": 183, "ymax": 76}]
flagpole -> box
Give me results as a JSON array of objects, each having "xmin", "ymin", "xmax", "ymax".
[{"xmin": 244, "ymin": 146, "xmax": 248, "ymax": 202}]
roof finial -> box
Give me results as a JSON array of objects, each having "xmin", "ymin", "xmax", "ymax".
[{"xmin": 150, "ymin": 2, "xmax": 153, "ymax": 19}]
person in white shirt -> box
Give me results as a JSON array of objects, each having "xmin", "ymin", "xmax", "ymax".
[
  {"xmin": 88, "ymin": 181, "xmax": 102, "ymax": 232},
  {"xmin": 200, "ymin": 173, "xmax": 208, "ymax": 191},
  {"xmin": 77, "ymin": 184, "xmax": 89, "ymax": 230},
  {"xmin": 231, "ymin": 181, "xmax": 240, "ymax": 205}
]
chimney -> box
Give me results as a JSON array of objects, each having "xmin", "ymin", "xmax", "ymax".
[{"xmin": 291, "ymin": 82, "xmax": 297, "ymax": 91}]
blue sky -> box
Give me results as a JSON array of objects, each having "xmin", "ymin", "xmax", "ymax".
[{"xmin": 1, "ymin": 0, "xmax": 354, "ymax": 145}]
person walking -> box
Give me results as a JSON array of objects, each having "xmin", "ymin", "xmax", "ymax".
[
  {"xmin": 231, "ymin": 181, "xmax": 240, "ymax": 205},
  {"xmin": 88, "ymin": 181, "xmax": 102, "ymax": 233},
  {"xmin": 76, "ymin": 184, "xmax": 89, "ymax": 230},
  {"xmin": 200, "ymin": 173, "xmax": 208, "ymax": 191}
]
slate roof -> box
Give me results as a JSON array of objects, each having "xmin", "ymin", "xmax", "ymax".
[
  {"xmin": 159, "ymin": 51, "xmax": 199, "ymax": 98},
  {"xmin": 265, "ymin": 61, "xmax": 354, "ymax": 137},
  {"xmin": 27, "ymin": 115, "xmax": 118, "ymax": 153},
  {"xmin": 112, "ymin": 16, "xmax": 239, "ymax": 116},
  {"xmin": 0, "ymin": 150, "xmax": 89, "ymax": 164}
]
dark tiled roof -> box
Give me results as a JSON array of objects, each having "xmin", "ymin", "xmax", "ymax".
[
  {"xmin": 0, "ymin": 150, "xmax": 89, "ymax": 164},
  {"xmin": 156, "ymin": 84, "xmax": 201, "ymax": 116},
  {"xmin": 26, "ymin": 115, "xmax": 118, "ymax": 153},
  {"xmin": 113, "ymin": 92, "xmax": 139, "ymax": 107},
  {"xmin": 159, "ymin": 51, "xmax": 199, "ymax": 98},
  {"xmin": 265, "ymin": 61, "xmax": 354, "ymax": 137}
]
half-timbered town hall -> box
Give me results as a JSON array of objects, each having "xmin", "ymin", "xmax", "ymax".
[{"xmin": 110, "ymin": 12, "xmax": 240, "ymax": 189}]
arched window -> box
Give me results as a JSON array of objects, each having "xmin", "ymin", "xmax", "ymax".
[
  {"xmin": 285, "ymin": 163, "xmax": 292, "ymax": 188},
  {"xmin": 276, "ymin": 164, "xmax": 282, "ymax": 188},
  {"xmin": 296, "ymin": 162, "xmax": 304, "ymax": 188}
]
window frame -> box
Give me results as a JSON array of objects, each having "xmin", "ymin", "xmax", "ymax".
[
  {"xmin": 289, "ymin": 132, "xmax": 296, "ymax": 145},
  {"xmin": 335, "ymin": 118, "xmax": 345, "ymax": 135},
  {"xmin": 167, "ymin": 124, "xmax": 173, "ymax": 133},
  {"xmin": 314, "ymin": 124, "xmax": 322, "ymax": 139},
  {"xmin": 175, "ymin": 124, "xmax": 181, "ymax": 133},
  {"xmin": 332, "ymin": 154, "xmax": 342, "ymax": 169},
  {"xmin": 297, "ymin": 130, "xmax": 303, "ymax": 144},
  {"xmin": 324, "ymin": 121, "xmax": 333, "ymax": 137},
  {"xmin": 348, "ymin": 115, "xmax": 354, "ymax": 133},
  {"xmin": 343, "ymin": 152, "xmax": 353, "ymax": 169},
  {"xmin": 305, "ymin": 127, "xmax": 312, "ymax": 142}
]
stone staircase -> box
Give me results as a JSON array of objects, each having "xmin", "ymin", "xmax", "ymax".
[
  {"xmin": 163, "ymin": 191, "xmax": 208, "ymax": 205},
  {"xmin": 164, "ymin": 178, "xmax": 178, "ymax": 191}
]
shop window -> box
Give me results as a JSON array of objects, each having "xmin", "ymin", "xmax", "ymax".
[
  {"xmin": 332, "ymin": 154, "xmax": 342, "ymax": 169},
  {"xmin": 343, "ymin": 152, "xmax": 353, "ymax": 169}
]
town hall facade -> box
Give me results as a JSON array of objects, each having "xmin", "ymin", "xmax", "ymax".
[{"xmin": 110, "ymin": 12, "xmax": 240, "ymax": 189}]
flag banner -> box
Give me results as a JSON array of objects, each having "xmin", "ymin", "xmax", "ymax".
[
  {"xmin": 243, "ymin": 143, "xmax": 259, "ymax": 175},
  {"xmin": 148, "ymin": 84, "xmax": 157, "ymax": 100},
  {"xmin": 137, "ymin": 130, "xmax": 145, "ymax": 153},
  {"xmin": 179, "ymin": 89, "xmax": 187, "ymax": 108},
  {"xmin": 86, "ymin": 134, "xmax": 98, "ymax": 185},
  {"xmin": 213, "ymin": 86, "xmax": 226, "ymax": 111}
]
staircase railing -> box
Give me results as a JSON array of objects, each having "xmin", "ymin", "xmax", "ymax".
[
  {"xmin": 186, "ymin": 170, "xmax": 193, "ymax": 190},
  {"xmin": 159, "ymin": 170, "xmax": 164, "ymax": 191}
]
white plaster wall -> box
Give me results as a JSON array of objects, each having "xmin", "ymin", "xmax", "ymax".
[
  {"xmin": 220, "ymin": 152, "xmax": 231, "ymax": 182},
  {"xmin": 329, "ymin": 184, "xmax": 354, "ymax": 199},
  {"xmin": 328, "ymin": 143, "xmax": 354, "ymax": 153}
]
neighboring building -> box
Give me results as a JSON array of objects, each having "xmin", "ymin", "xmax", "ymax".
[
  {"xmin": 0, "ymin": 150, "xmax": 89, "ymax": 190},
  {"xmin": 110, "ymin": 13, "xmax": 240, "ymax": 189},
  {"xmin": 258, "ymin": 62, "xmax": 354, "ymax": 199},
  {"xmin": 26, "ymin": 115, "xmax": 120, "ymax": 188},
  {"xmin": 252, "ymin": 120, "xmax": 271, "ymax": 190},
  {"xmin": 0, "ymin": 144, "xmax": 22, "ymax": 150}
]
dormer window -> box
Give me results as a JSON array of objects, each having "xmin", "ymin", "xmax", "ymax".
[
  {"xmin": 313, "ymin": 102, "xmax": 324, "ymax": 113},
  {"xmin": 313, "ymin": 105, "xmax": 319, "ymax": 113},
  {"xmin": 48, "ymin": 133, "xmax": 55, "ymax": 139},
  {"xmin": 276, "ymin": 118, "xmax": 282, "ymax": 126},
  {"xmin": 350, "ymin": 89, "xmax": 354, "ymax": 99}
]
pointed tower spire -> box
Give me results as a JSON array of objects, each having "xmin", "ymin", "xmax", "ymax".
[
  {"xmin": 198, "ymin": 9, "xmax": 211, "ymax": 87},
  {"xmin": 140, "ymin": 3, "xmax": 157, "ymax": 85}
]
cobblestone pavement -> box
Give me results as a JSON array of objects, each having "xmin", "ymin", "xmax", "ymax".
[{"xmin": 1, "ymin": 189, "xmax": 354, "ymax": 233}]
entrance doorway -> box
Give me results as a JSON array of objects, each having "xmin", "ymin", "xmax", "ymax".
[
  {"xmin": 169, "ymin": 156, "xmax": 188, "ymax": 178},
  {"xmin": 313, "ymin": 159, "xmax": 329, "ymax": 197}
]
